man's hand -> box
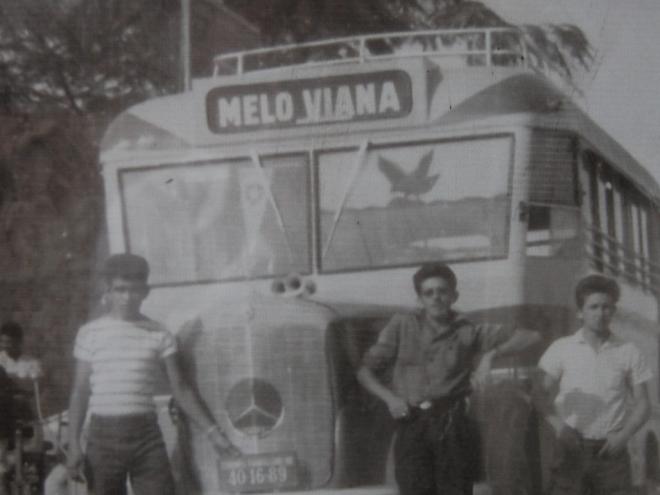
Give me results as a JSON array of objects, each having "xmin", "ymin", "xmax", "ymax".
[
  {"xmin": 65, "ymin": 445, "xmax": 85, "ymax": 481},
  {"xmin": 386, "ymin": 396, "xmax": 410, "ymax": 420},
  {"xmin": 208, "ymin": 428, "xmax": 242, "ymax": 458},
  {"xmin": 598, "ymin": 431, "xmax": 628, "ymax": 458}
]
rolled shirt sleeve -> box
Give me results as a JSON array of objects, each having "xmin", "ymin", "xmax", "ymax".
[
  {"xmin": 73, "ymin": 326, "xmax": 94, "ymax": 362},
  {"xmin": 538, "ymin": 340, "xmax": 564, "ymax": 380},
  {"xmin": 362, "ymin": 314, "xmax": 402, "ymax": 372}
]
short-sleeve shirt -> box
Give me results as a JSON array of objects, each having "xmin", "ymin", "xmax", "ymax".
[
  {"xmin": 74, "ymin": 315, "xmax": 177, "ymax": 416},
  {"xmin": 362, "ymin": 311, "xmax": 513, "ymax": 404},
  {"xmin": 539, "ymin": 329, "xmax": 652, "ymax": 439}
]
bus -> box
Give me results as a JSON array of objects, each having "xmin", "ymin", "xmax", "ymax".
[{"xmin": 98, "ymin": 28, "xmax": 660, "ymax": 494}]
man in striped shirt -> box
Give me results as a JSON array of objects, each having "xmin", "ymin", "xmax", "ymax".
[{"xmin": 66, "ymin": 254, "xmax": 239, "ymax": 495}]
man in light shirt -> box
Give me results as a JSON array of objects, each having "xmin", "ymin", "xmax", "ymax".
[
  {"xmin": 537, "ymin": 274, "xmax": 652, "ymax": 494},
  {"xmin": 66, "ymin": 254, "xmax": 240, "ymax": 495}
]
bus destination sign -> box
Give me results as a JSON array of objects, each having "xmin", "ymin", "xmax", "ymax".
[{"xmin": 206, "ymin": 70, "xmax": 412, "ymax": 134}]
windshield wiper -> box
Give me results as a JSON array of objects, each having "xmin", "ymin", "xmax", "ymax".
[{"xmin": 322, "ymin": 141, "xmax": 370, "ymax": 260}]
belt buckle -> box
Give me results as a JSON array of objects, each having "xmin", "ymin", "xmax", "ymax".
[{"xmin": 419, "ymin": 400, "xmax": 432, "ymax": 410}]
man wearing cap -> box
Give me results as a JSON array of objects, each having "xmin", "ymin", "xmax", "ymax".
[
  {"xmin": 66, "ymin": 254, "xmax": 240, "ymax": 495},
  {"xmin": 357, "ymin": 262, "xmax": 540, "ymax": 495}
]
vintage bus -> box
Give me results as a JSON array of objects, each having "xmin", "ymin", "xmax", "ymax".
[{"xmin": 97, "ymin": 28, "xmax": 660, "ymax": 494}]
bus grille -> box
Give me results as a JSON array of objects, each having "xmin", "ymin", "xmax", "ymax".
[{"xmin": 180, "ymin": 307, "xmax": 334, "ymax": 489}]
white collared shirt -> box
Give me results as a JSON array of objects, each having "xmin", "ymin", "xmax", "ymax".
[{"xmin": 539, "ymin": 329, "xmax": 652, "ymax": 439}]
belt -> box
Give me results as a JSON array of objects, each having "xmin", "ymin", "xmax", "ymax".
[
  {"xmin": 412, "ymin": 395, "xmax": 467, "ymax": 410},
  {"xmin": 400, "ymin": 397, "xmax": 468, "ymax": 444},
  {"xmin": 90, "ymin": 412, "xmax": 158, "ymax": 427}
]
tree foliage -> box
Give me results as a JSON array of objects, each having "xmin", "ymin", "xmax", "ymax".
[{"xmin": 0, "ymin": 0, "xmax": 181, "ymax": 114}]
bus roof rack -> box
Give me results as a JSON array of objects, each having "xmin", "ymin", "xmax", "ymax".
[{"xmin": 213, "ymin": 27, "xmax": 528, "ymax": 76}]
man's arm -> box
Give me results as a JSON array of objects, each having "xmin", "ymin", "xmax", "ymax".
[
  {"xmin": 474, "ymin": 328, "xmax": 541, "ymax": 383},
  {"xmin": 357, "ymin": 366, "xmax": 409, "ymax": 419},
  {"xmin": 66, "ymin": 359, "xmax": 91, "ymax": 479},
  {"xmin": 356, "ymin": 315, "xmax": 409, "ymax": 419},
  {"xmin": 493, "ymin": 328, "xmax": 542, "ymax": 357},
  {"xmin": 599, "ymin": 381, "xmax": 650, "ymax": 457},
  {"xmin": 163, "ymin": 354, "xmax": 240, "ymax": 457}
]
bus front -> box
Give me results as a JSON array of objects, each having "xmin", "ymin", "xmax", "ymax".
[{"xmin": 99, "ymin": 29, "xmax": 558, "ymax": 495}]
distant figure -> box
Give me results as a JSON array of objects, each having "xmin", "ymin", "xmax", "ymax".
[
  {"xmin": 0, "ymin": 321, "xmax": 42, "ymax": 448},
  {"xmin": 536, "ymin": 274, "xmax": 652, "ymax": 495},
  {"xmin": 377, "ymin": 150, "xmax": 439, "ymax": 201},
  {"xmin": 0, "ymin": 321, "xmax": 42, "ymax": 381},
  {"xmin": 66, "ymin": 253, "xmax": 240, "ymax": 495},
  {"xmin": 357, "ymin": 262, "xmax": 540, "ymax": 495}
]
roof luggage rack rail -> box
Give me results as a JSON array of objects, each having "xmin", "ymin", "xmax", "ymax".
[{"xmin": 213, "ymin": 27, "xmax": 528, "ymax": 76}]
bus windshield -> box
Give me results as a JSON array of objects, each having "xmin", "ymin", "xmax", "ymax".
[
  {"xmin": 120, "ymin": 154, "xmax": 310, "ymax": 285},
  {"xmin": 319, "ymin": 135, "xmax": 512, "ymax": 271}
]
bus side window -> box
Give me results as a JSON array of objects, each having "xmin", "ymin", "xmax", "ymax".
[
  {"xmin": 525, "ymin": 133, "xmax": 579, "ymax": 257},
  {"xmin": 581, "ymin": 148, "xmax": 654, "ymax": 290},
  {"xmin": 525, "ymin": 205, "xmax": 551, "ymax": 256},
  {"xmin": 580, "ymin": 151, "xmax": 604, "ymax": 271},
  {"xmin": 525, "ymin": 202, "xmax": 580, "ymax": 258}
]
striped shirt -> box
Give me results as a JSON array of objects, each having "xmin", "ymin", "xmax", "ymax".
[{"xmin": 74, "ymin": 315, "xmax": 177, "ymax": 416}]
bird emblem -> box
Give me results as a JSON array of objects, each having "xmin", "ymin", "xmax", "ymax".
[{"xmin": 377, "ymin": 150, "xmax": 439, "ymax": 201}]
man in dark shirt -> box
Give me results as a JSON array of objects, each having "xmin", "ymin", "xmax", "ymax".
[{"xmin": 357, "ymin": 262, "xmax": 540, "ymax": 495}]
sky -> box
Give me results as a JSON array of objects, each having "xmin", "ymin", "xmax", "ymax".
[{"xmin": 482, "ymin": 0, "xmax": 660, "ymax": 184}]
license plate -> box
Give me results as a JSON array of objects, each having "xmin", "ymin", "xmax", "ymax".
[{"xmin": 218, "ymin": 452, "xmax": 298, "ymax": 493}]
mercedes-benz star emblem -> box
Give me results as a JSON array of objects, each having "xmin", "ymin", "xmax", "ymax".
[{"xmin": 225, "ymin": 378, "xmax": 283, "ymax": 437}]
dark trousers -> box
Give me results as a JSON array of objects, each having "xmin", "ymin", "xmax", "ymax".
[
  {"xmin": 393, "ymin": 398, "xmax": 478, "ymax": 495},
  {"xmin": 86, "ymin": 413, "xmax": 175, "ymax": 495},
  {"xmin": 548, "ymin": 438, "xmax": 632, "ymax": 495}
]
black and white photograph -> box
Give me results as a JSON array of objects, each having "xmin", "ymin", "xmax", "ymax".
[{"xmin": 0, "ymin": 1, "xmax": 659, "ymax": 494}]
